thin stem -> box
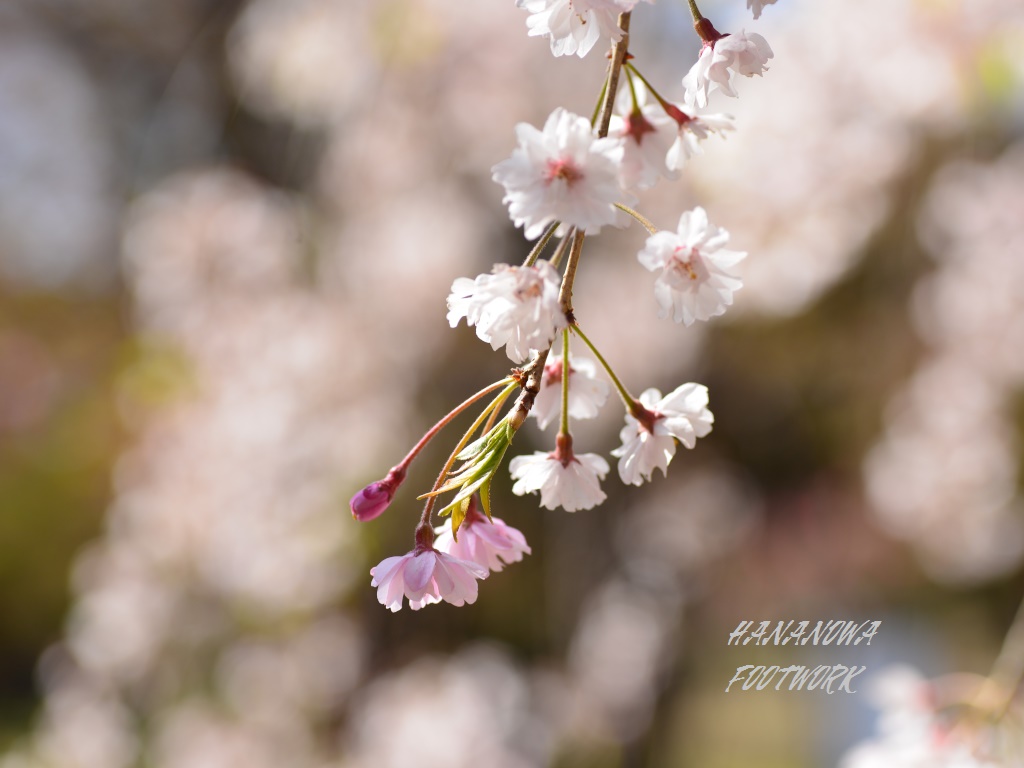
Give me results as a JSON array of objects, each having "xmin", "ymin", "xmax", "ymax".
[
  {"xmin": 625, "ymin": 65, "xmax": 640, "ymax": 112},
  {"xmin": 559, "ymin": 328, "xmax": 571, "ymax": 436},
  {"xmin": 625, "ymin": 62, "xmax": 674, "ymax": 114},
  {"xmin": 557, "ymin": 230, "xmax": 586, "ymax": 317},
  {"xmin": 524, "ymin": 221, "xmax": 560, "ymax": 267},
  {"xmin": 570, "ymin": 323, "xmax": 634, "ymax": 407},
  {"xmin": 418, "ymin": 382, "xmax": 519, "ymax": 528},
  {"xmin": 595, "ymin": 12, "xmax": 632, "ymax": 139},
  {"xmin": 615, "ymin": 203, "xmax": 658, "ymax": 235},
  {"xmin": 591, "ymin": 75, "xmax": 609, "ymax": 128},
  {"xmin": 686, "ymin": 0, "xmax": 703, "ymax": 22},
  {"xmin": 399, "ymin": 377, "xmax": 515, "ymax": 472},
  {"xmin": 988, "ymin": 595, "xmax": 1024, "ymax": 720},
  {"xmin": 548, "ymin": 230, "xmax": 574, "ymax": 270}
]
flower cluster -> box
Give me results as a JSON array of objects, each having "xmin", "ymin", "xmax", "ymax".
[{"xmin": 354, "ymin": 0, "xmax": 772, "ymax": 612}]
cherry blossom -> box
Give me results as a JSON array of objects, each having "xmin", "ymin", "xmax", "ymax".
[
  {"xmin": 447, "ymin": 261, "xmax": 566, "ymax": 363},
  {"xmin": 612, "ymin": 384, "xmax": 714, "ymax": 485},
  {"xmin": 661, "ymin": 104, "xmax": 735, "ymax": 171},
  {"xmin": 491, "ymin": 107, "xmax": 633, "ymax": 239},
  {"xmin": 370, "ymin": 546, "xmax": 488, "ymax": 612},
  {"xmin": 608, "ymin": 83, "xmax": 678, "ymax": 191},
  {"xmin": 682, "ymin": 31, "xmax": 774, "ymax": 108},
  {"xmin": 509, "ymin": 434, "xmax": 609, "ymax": 511},
  {"xmin": 532, "ymin": 352, "xmax": 610, "ymax": 429},
  {"xmin": 434, "ymin": 500, "xmax": 531, "ymax": 573},
  {"xmin": 636, "ymin": 206, "xmax": 745, "ymax": 325},
  {"xmin": 517, "ymin": 0, "xmax": 638, "ymax": 59},
  {"xmin": 747, "ymin": 0, "xmax": 778, "ymax": 20}
]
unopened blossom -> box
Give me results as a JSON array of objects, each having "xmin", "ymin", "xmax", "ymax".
[
  {"xmin": 682, "ymin": 30, "xmax": 774, "ymax": 108},
  {"xmin": 608, "ymin": 82, "xmax": 678, "ymax": 190},
  {"xmin": 370, "ymin": 545, "xmax": 488, "ymax": 612},
  {"xmin": 532, "ymin": 352, "xmax": 609, "ymax": 429},
  {"xmin": 447, "ymin": 261, "xmax": 566, "ymax": 363},
  {"xmin": 637, "ymin": 206, "xmax": 746, "ymax": 325},
  {"xmin": 434, "ymin": 499, "xmax": 531, "ymax": 573},
  {"xmin": 747, "ymin": 0, "xmax": 778, "ymax": 19},
  {"xmin": 350, "ymin": 465, "xmax": 406, "ymax": 521},
  {"xmin": 661, "ymin": 103, "xmax": 735, "ymax": 171},
  {"xmin": 612, "ymin": 384, "xmax": 713, "ymax": 485},
  {"xmin": 517, "ymin": 0, "xmax": 638, "ymax": 59},
  {"xmin": 510, "ymin": 434, "xmax": 609, "ymax": 511},
  {"xmin": 492, "ymin": 107, "xmax": 633, "ymax": 239}
]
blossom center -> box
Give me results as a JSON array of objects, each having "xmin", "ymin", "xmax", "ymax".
[
  {"xmin": 514, "ymin": 273, "xmax": 544, "ymax": 301},
  {"xmin": 625, "ymin": 111, "xmax": 657, "ymax": 145},
  {"xmin": 544, "ymin": 158, "xmax": 584, "ymax": 187},
  {"xmin": 543, "ymin": 359, "xmax": 572, "ymax": 385},
  {"xmin": 668, "ymin": 246, "xmax": 703, "ymax": 283}
]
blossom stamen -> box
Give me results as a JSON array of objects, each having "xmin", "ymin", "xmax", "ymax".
[{"xmin": 545, "ymin": 158, "xmax": 585, "ymax": 186}]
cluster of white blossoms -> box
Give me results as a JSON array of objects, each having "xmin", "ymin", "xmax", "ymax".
[{"xmin": 355, "ymin": 0, "xmax": 774, "ymax": 612}]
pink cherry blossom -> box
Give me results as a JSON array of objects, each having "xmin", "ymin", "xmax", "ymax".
[
  {"xmin": 517, "ymin": 0, "xmax": 638, "ymax": 59},
  {"xmin": 446, "ymin": 260, "xmax": 566, "ymax": 364},
  {"xmin": 370, "ymin": 546, "xmax": 488, "ymax": 612},
  {"xmin": 682, "ymin": 30, "xmax": 774, "ymax": 108},
  {"xmin": 491, "ymin": 107, "xmax": 633, "ymax": 239},
  {"xmin": 612, "ymin": 384, "xmax": 714, "ymax": 485},
  {"xmin": 509, "ymin": 434, "xmax": 609, "ymax": 511},
  {"xmin": 532, "ymin": 352, "xmax": 609, "ymax": 429},
  {"xmin": 434, "ymin": 501, "xmax": 531, "ymax": 573},
  {"xmin": 637, "ymin": 206, "xmax": 746, "ymax": 325}
]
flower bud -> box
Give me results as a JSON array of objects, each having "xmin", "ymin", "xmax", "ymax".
[{"xmin": 350, "ymin": 466, "xmax": 406, "ymax": 521}]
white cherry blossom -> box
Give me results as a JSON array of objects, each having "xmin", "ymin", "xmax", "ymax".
[
  {"xmin": 532, "ymin": 352, "xmax": 610, "ymax": 429},
  {"xmin": 664, "ymin": 108, "xmax": 735, "ymax": 170},
  {"xmin": 517, "ymin": 0, "xmax": 639, "ymax": 59},
  {"xmin": 447, "ymin": 260, "xmax": 566, "ymax": 363},
  {"xmin": 612, "ymin": 384, "xmax": 714, "ymax": 485},
  {"xmin": 370, "ymin": 547, "xmax": 488, "ymax": 612},
  {"xmin": 637, "ymin": 206, "xmax": 745, "ymax": 325},
  {"xmin": 509, "ymin": 435, "xmax": 610, "ymax": 511},
  {"xmin": 747, "ymin": 0, "xmax": 778, "ymax": 20},
  {"xmin": 492, "ymin": 107, "xmax": 633, "ymax": 239},
  {"xmin": 608, "ymin": 82, "xmax": 678, "ymax": 190},
  {"xmin": 682, "ymin": 31, "xmax": 774, "ymax": 108},
  {"xmin": 434, "ymin": 503, "xmax": 531, "ymax": 573}
]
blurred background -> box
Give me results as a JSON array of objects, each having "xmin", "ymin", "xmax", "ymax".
[{"xmin": 1, "ymin": 0, "xmax": 1023, "ymax": 765}]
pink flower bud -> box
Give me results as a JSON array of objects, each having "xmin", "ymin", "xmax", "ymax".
[{"xmin": 350, "ymin": 466, "xmax": 406, "ymax": 521}]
